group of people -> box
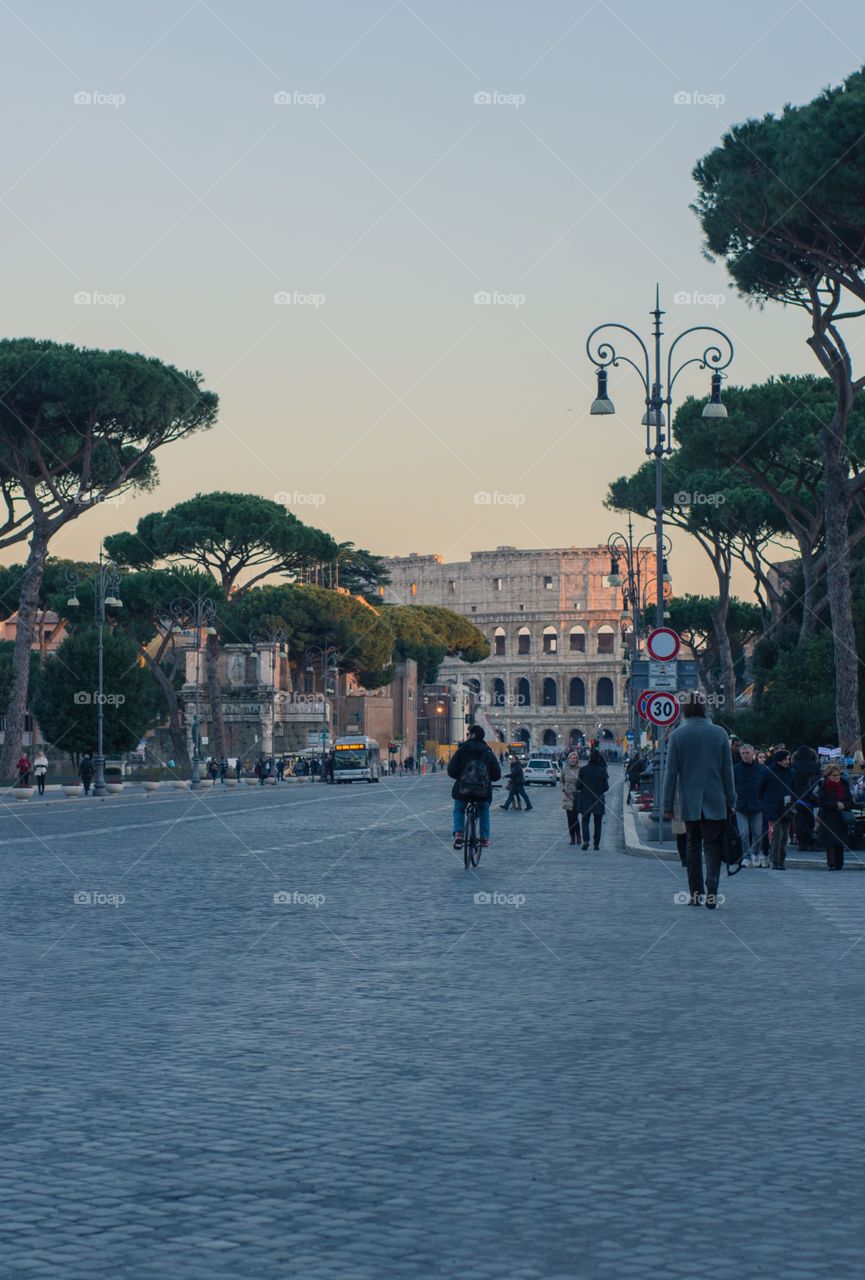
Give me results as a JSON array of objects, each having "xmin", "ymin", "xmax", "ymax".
[
  {"xmin": 560, "ymin": 750, "xmax": 609, "ymax": 849},
  {"xmin": 659, "ymin": 695, "xmax": 860, "ymax": 910},
  {"xmin": 200, "ymin": 755, "xmax": 330, "ymax": 782},
  {"xmin": 447, "ymin": 728, "xmax": 611, "ymax": 852},
  {"xmin": 15, "ymin": 751, "xmax": 49, "ymax": 795},
  {"xmin": 730, "ymin": 741, "xmax": 852, "ymax": 871}
]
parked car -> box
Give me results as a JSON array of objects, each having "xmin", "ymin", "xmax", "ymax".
[{"xmin": 524, "ymin": 759, "xmax": 557, "ymax": 786}]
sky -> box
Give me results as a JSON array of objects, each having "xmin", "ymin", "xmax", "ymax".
[{"xmin": 1, "ymin": 0, "xmax": 863, "ymax": 597}]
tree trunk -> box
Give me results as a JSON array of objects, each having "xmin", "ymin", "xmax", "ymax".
[
  {"xmin": 0, "ymin": 525, "xmax": 48, "ymax": 778},
  {"xmin": 798, "ymin": 547, "xmax": 820, "ymax": 641},
  {"xmin": 822, "ymin": 408, "xmax": 861, "ymax": 753},
  {"xmin": 711, "ymin": 590, "xmax": 736, "ymax": 712},
  {"xmin": 205, "ymin": 631, "xmax": 226, "ymax": 760},
  {"xmin": 143, "ymin": 652, "xmax": 190, "ymax": 769}
]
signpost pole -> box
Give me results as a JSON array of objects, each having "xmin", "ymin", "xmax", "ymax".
[{"xmin": 645, "ymin": 629, "xmax": 682, "ymax": 843}]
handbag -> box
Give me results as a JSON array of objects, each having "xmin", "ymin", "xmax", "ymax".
[{"xmin": 722, "ymin": 814, "xmax": 744, "ymax": 876}]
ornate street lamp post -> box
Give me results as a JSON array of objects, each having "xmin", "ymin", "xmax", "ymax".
[
  {"xmin": 66, "ymin": 553, "xmax": 124, "ymax": 798},
  {"xmin": 304, "ymin": 644, "xmax": 339, "ymax": 782},
  {"xmin": 170, "ymin": 596, "xmax": 218, "ymax": 790},
  {"xmin": 608, "ymin": 515, "xmax": 672, "ymax": 738},
  {"xmin": 588, "ymin": 286, "xmax": 733, "ymax": 837}
]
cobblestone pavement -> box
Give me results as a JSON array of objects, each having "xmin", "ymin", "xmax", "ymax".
[{"xmin": 2, "ymin": 769, "xmax": 865, "ymax": 1278}]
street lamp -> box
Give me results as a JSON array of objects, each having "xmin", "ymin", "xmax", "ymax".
[
  {"xmin": 250, "ymin": 625, "xmax": 287, "ymax": 763},
  {"xmin": 170, "ymin": 596, "xmax": 218, "ymax": 790},
  {"xmin": 588, "ymin": 285, "xmax": 733, "ymax": 629},
  {"xmin": 304, "ymin": 644, "xmax": 339, "ymax": 782},
  {"xmin": 588, "ymin": 286, "xmax": 733, "ymax": 835},
  {"xmin": 606, "ymin": 515, "xmax": 671, "ymax": 658},
  {"xmin": 66, "ymin": 552, "xmax": 124, "ymax": 798}
]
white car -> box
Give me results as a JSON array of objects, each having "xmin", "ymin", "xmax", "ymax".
[{"xmin": 524, "ymin": 759, "xmax": 558, "ymax": 786}]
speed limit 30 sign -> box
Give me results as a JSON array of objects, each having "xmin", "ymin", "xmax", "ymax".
[{"xmin": 644, "ymin": 691, "xmax": 681, "ymax": 727}]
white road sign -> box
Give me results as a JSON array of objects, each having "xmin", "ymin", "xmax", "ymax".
[
  {"xmin": 644, "ymin": 691, "xmax": 681, "ymax": 727},
  {"xmin": 646, "ymin": 628, "xmax": 681, "ymax": 662}
]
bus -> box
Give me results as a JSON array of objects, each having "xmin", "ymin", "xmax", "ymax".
[
  {"xmin": 508, "ymin": 741, "xmax": 529, "ymax": 762},
  {"xmin": 332, "ymin": 736, "xmax": 382, "ymax": 783}
]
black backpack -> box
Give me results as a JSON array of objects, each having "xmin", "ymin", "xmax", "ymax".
[{"xmin": 458, "ymin": 751, "xmax": 490, "ymax": 799}]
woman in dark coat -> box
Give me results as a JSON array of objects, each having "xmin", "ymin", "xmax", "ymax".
[
  {"xmin": 811, "ymin": 763, "xmax": 854, "ymax": 870},
  {"xmin": 576, "ymin": 749, "xmax": 609, "ymax": 850}
]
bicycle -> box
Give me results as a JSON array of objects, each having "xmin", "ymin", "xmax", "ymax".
[{"xmin": 463, "ymin": 800, "xmax": 483, "ymax": 869}]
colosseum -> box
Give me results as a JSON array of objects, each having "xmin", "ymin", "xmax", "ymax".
[{"xmin": 382, "ymin": 545, "xmax": 655, "ymax": 751}]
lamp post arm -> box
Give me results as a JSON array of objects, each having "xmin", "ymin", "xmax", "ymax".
[
  {"xmin": 586, "ymin": 323, "xmax": 651, "ymax": 397},
  {"xmin": 666, "ymin": 326, "xmax": 734, "ymax": 407}
]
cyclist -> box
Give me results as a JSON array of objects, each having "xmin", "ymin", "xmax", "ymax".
[{"xmin": 448, "ymin": 725, "xmax": 502, "ymax": 850}]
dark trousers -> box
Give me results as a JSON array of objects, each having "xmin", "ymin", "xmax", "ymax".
[
  {"xmin": 794, "ymin": 806, "xmax": 814, "ymax": 849},
  {"xmin": 685, "ymin": 817, "xmax": 725, "ymax": 898},
  {"xmin": 566, "ymin": 807, "xmax": 579, "ymax": 841},
  {"xmin": 826, "ymin": 841, "xmax": 845, "ymax": 870},
  {"xmin": 676, "ymin": 832, "xmax": 688, "ymax": 867},
  {"xmin": 819, "ymin": 814, "xmax": 848, "ymax": 869},
  {"xmin": 502, "ymin": 784, "xmax": 532, "ymax": 810},
  {"xmin": 581, "ymin": 813, "xmax": 602, "ymax": 847},
  {"xmin": 770, "ymin": 815, "xmax": 791, "ymax": 868},
  {"xmin": 36, "ymin": 774, "xmax": 46, "ymax": 795}
]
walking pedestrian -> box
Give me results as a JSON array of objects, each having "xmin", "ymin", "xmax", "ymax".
[
  {"xmin": 560, "ymin": 751, "xmax": 581, "ymax": 845},
  {"xmin": 790, "ymin": 746, "xmax": 820, "ymax": 849},
  {"xmin": 759, "ymin": 749, "xmax": 796, "ymax": 869},
  {"xmin": 626, "ymin": 751, "xmax": 646, "ymax": 804},
  {"xmin": 79, "ymin": 754, "xmax": 94, "ymax": 795},
  {"xmin": 811, "ymin": 763, "xmax": 854, "ymax": 870},
  {"xmin": 734, "ymin": 744, "xmax": 767, "ymax": 866},
  {"xmin": 576, "ymin": 748, "xmax": 609, "ymax": 849},
  {"xmin": 499, "ymin": 754, "xmax": 532, "ymax": 812},
  {"xmin": 662, "ymin": 691, "xmax": 735, "ymax": 909},
  {"xmin": 16, "ymin": 752, "xmax": 31, "ymax": 788},
  {"xmin": 33, "ymin": 749, "xmax": 48, "ymax": 796}
]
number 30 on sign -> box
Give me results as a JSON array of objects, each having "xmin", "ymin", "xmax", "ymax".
[{"xmin": 644, "ymin": 692, "xmax": 680, "ymax": 727}]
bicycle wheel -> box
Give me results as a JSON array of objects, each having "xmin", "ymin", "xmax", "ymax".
[
  {"xmin": 464, "ymin": 805, "xmax": 476, "ymax": 870},
  {"xmin": 468, "ymin": 805, "xmax": 483, "ymax": 868}
]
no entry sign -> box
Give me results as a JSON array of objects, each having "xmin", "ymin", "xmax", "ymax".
[
  {"xmin": 644, "ymin": 691, "xmax": 681, "ymax": 727},
  {"xmin": 646, "ymin": 627, "xmax": 681, "ymax": 662},
  {"xmin": 636, "ymin": 690, "xmax": 654, "ymax": 720}
]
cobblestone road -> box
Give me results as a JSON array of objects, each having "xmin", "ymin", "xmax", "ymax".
[{"xmin": 2, "ymin": 770, "xmax": 864, "ymax": 1278}]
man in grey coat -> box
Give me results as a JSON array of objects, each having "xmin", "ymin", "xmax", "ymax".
[{"xmin": 662, "ymin": 692, "xmax": 736, "ymax": 908}]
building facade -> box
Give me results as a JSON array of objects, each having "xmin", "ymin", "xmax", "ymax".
[{"xmin": 382, "ymin": 546, "xmax": 656, "ymax": 751}]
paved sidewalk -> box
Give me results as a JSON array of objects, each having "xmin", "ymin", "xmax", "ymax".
[
  {"xmin": 1, "ymin": 771, "xmax": 864, "ymax": 1277},
  {"xmin": 623, "ymin": 781, "xmax": 865, "ymax": 870}
]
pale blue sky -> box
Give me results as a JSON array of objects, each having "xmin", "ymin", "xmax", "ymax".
[{"xmin": 2, "ymin": 0, "xmax": 863, "ymax": 594}]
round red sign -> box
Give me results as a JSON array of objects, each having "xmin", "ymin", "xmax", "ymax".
[
  {"xmin": 646, "ymin": 627, "xmax": 681, "ymax": 662},
  {"xmin": 644, "ymin": 691, "xmax": 680, "ymax": 727}
]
